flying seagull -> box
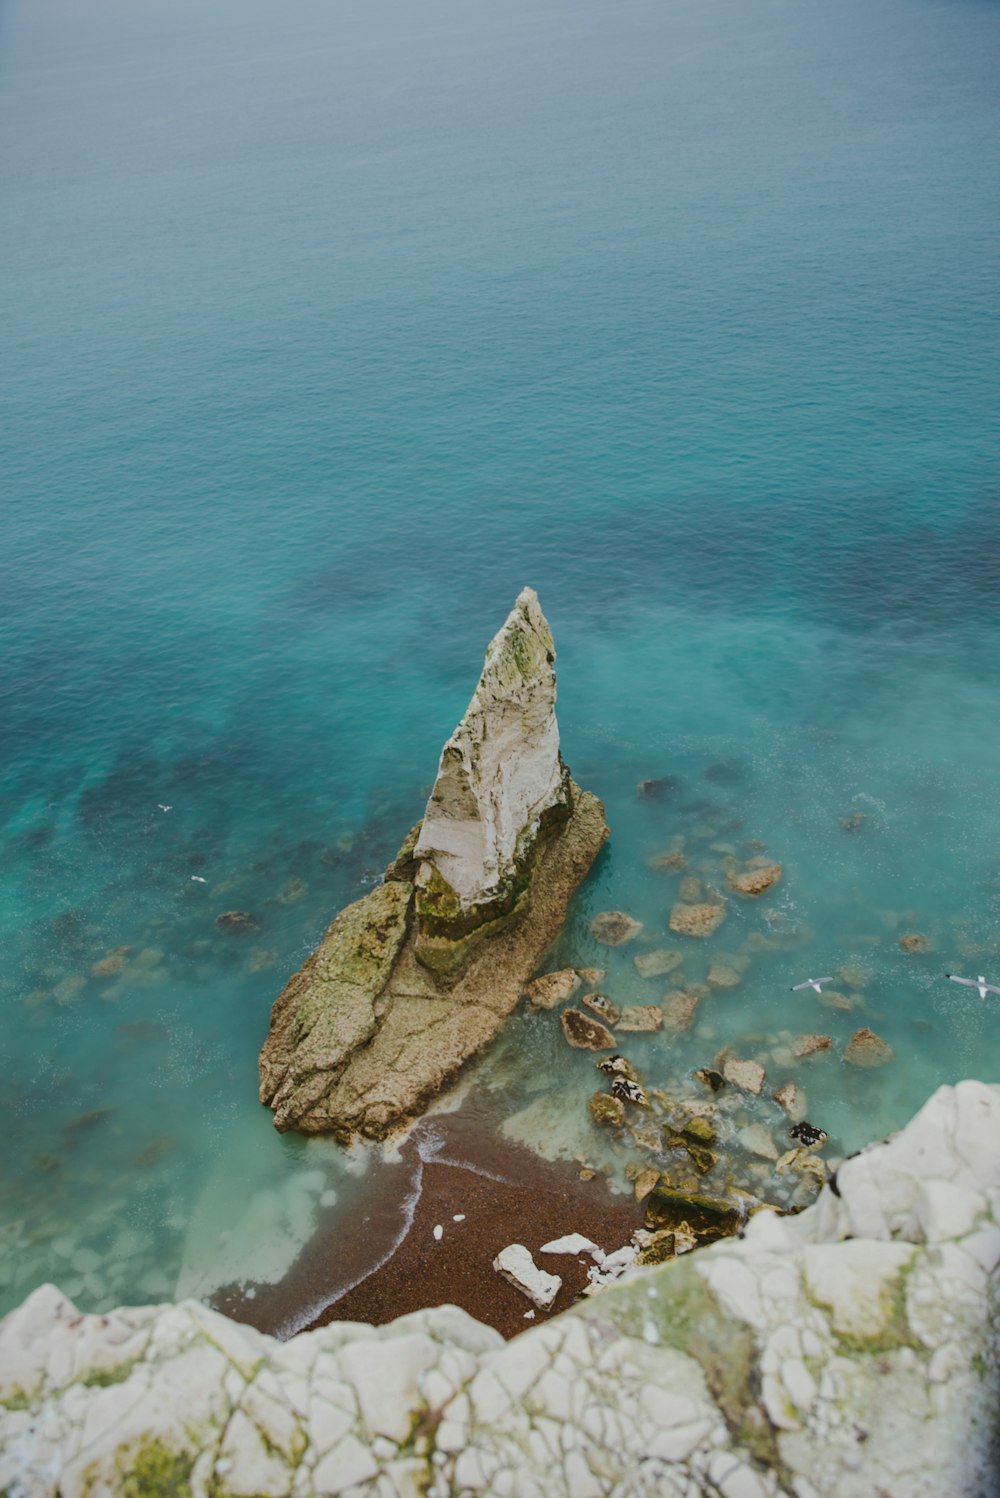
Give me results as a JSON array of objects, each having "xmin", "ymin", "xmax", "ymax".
[
  {"xmin": 790, "ymin": 976, "xmax": 834, "ymax": 994},
  {"xmin": 190, "ymin": 875, "xmax": 207, "ymax": 884},
  {"xmin": 157, "ymin": 804, "xmax": 172, "ymax": 812},
  {"xmin": 946, "ymin": 973, "xmax": 1000, "ymax": 1002}
]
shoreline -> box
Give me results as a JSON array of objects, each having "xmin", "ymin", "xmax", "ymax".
[{"xmin": 211, "ymin": 1107, "xmax": 643, "ymax": 1342}]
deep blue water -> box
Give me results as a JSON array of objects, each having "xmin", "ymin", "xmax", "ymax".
[{"xmin": 2, "ymin": 0, "xmax": 999, "ymax": 1322}]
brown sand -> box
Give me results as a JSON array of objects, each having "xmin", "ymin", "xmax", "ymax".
[{"xmin": 212, "ymin": 1109, "xmax": 642, "ymax": 1342}]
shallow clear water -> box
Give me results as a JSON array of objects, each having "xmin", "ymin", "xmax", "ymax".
[{"xmin": 2, "ymin": 0, "xmax": 999, "ymax": 1322}]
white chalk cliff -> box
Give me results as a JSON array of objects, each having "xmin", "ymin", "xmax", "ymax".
[{"xmin": 3, "ymin": 1081, "xmax": 998, "ymax": 1496}]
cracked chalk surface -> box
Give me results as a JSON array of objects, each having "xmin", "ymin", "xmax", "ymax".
[{"xmin": 1, "ymin": 1081, "xmax": 998, "ymax": 1497}]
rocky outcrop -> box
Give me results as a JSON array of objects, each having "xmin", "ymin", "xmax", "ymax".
[
  {"xmin": 258, "ymin": 589, "xmax": 607, "ymax": 1140},
  {"xmin": 3, "ymin": 1082, "xmax": 998, "ymax": 1496}
]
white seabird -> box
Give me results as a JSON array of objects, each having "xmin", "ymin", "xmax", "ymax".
[
  {"xmin": 790, "ymin": 976, "xmax": 834, "ymax": 994},
  {"xmin": 946, "ymin": 973, "xmax": 1000, "ymax": 1002},
  {"xmin": 190, "ymin": 875, "xmax": 207, "ymax": 884},
  {"xmin": 157, "ymin": 804, "xmax": 172, "ymax": 812}
]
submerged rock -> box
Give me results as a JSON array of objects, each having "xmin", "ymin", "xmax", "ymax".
[
  {"xmin": 615, "ymin": 1004, "xmax": 663, "ymax": 1033},
  {"xmin": 214, "ymin": 910, "xmax": 259, "ymax": 934},
  {"xmin": 669, "ymin": 901, "xmax": 726, "ymax": 938},
  {"xmin": 561, "ymin": 1009, "xmax": 616, "ymax": 1050},
  {"xmin": 722, "ymin": 1057, "xmax": 765, "ymax": 1094},
  {"xmin": 772, "ymin": 1080, "xmax": 807, "ymax": 1122},
  {"xmin": 899, "ymin": 932, "xmax": 933, "ymax": 954},
  {"xmin": 844, "ymin": 1026, "xmax": 895, "ymax": 1067},
  {"xmin": 633, "ymin": 947, "xmax": 682, "ymax": 980},
  {"xmin": 791, "ymin": 1033, "xmax": 833, "ymax": 1060},
  {"xmin": 522, "ymin": 968, "xmax": 581, "ymax": 1009},
  {"xmin": 662, "ymin": 990, "xmax": 701, "ymax": 1032},
  {"xmin": 644, "ymin": 1184, "xmax": 741, "ymax": 1244},
  {"xmin": 259, "ymin": 589, "xmax": 608, "ymax": 1140},
  {"xmin": 589, "ymin": 911, "xmax": 643, "ymax": 946},
  {"xmin": 726, "ymin": 861, "xmax": 782, "ymax": 896}
]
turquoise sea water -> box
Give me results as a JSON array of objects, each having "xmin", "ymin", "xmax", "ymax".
[{"xmin": 2, "ymin": 0, "xmax": 999, "ymax": 1324}]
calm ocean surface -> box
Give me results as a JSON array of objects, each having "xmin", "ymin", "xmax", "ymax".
[{"xmin": 2, "ymin": 0, "xmax": 999, "ymax": 1325}]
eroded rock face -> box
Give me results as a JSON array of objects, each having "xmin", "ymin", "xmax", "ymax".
[
  {"xmin": 3, "ymin": 1083, "xmax": 999, "ymax": 1498},
  {"xmin": 259, "ymin": 590, "xmax": 608, "ymax": 1140},
  {"xmin": 412, "ymin": 588, "xmax": 571, "ymax": 973}
]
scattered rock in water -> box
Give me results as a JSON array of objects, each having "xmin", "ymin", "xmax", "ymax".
[
  {"xmin": 844, "ymin": 1027, "xmax": 895, "ymax": 1068},
  {"xmin": 661, "ymin": 990, "xmax": 701, "ymax": 1032},
  {"xmin": 648, "ymin": 848, "xmax": 686, "ymax": 872},
  {"xmin": 633, "ymin": 948, "xmax": 682, "ymax": 980},
  {"xmin": 64, "ymin": 1109, "xmax": 112, "ymax": 1134},
  {"xmin": 135, "ymin": 1135, "xmax": 174, "ymax": 1168},
  {"xmin": 727, "ymin": 862, "xmax": 782, "ymax": 897},
  {"xmin": 52, "ymin": 976, "xmax": 86, "ymax": 1007},
  {"xmin": 704, "ymin": 759, "xmax": 743, "ymax": 786},
  {"xmin": 899, "ymin": 932, "xmax": 933, "ymax": 954},
  {"xmin": 581, "ymin": 992, "xmax": 620, "ymax": 1025},
  {"xmin": 680, "ymin": 1115, "xmax": 717, "ymax": 1145},
  {"xmin": 668, "ymin": 1136, "xmax": 717, "ymax": 1174},
  {"xmin": 818, "ymin": 988, "xmax": 860, "ymax": 1012},
  {"xmin": 695, "ymin": 1067, "xmax": 725, "ymax": 1093},
  {"xmin": 576, "ymin": 966, "xmax": 606, "ymax": 984},
  {"xmin": 588, "ymin": 1092, "xmax": 625, "ymax": 1127},
  {"xmin": 678, "ymin": 875, "xmax": 703, "ymax": 903},
  {"xmin": 492, "ymin": 1244, "xmax": 561, "ymax": 1309},
  {"xmin": 669, "ymin": 901, "xmax": 726, "ymax": 938},
  {"xmin": 277, "ymin": 878, "xmax": 307, "ymax": 905},
  {"xmin": 723, "ymin": 1057, "xmax": 765, "ymax": 1095},
  {"xmin": 596, "ymin": 1054, "xmax": 642, "ymax": 1083},
  {"xmin": 637, "ymin": 776, "xmax": 680, "ymax": 800},
  {"xmin": 610, "ymin": 1077, "xmax": 648, "ymax": 1108},
  {"xmin": 248, "ymin": 948, "xmax": 279, "ymax": 973},
  {"xmin": 615, "ymin": 1005, "xmax": 663, "ymax": 1033},
  {"xmin": 523, "ymin": 968, "xmax": 582, "ymax": 1009},
  {"xmin": 738, "ymin": 1124, "xmax": 779, "ymax": 1161},
  {"xmin": 214, "ymin": 911, "xmax": 259, "ymax": 935},
  {"xmin": 633, "ymin": 1167, "xmax": 660, "ymax": 1202},
  {"xmin": 89, "ymin": 947, "xmax": 132, "ymax": 979},
  {"xmin": 707, "ymin": 962, "xmax": 741, "ymax": 989},
  {"xmin": 837, "ymin": 962, "xmax": 873, "ymax": 989},
  {"xmin": 560, "ymin": 1009, "xmax": 616, "ymax": 1050},
  {"xmin": 790, "ymin": 1120, "xmax": 828, "ymax": 1148},
  {"xmin": 772, "ymin": 1080, "xmax": 807, "ymax": 1122},
  {"xmin": 644, "ymin": 1185, "xmax": 741, "ymax": 1245},
  {"xmin": 589, "ymin": 911, "xmax": 643, "ymax": 945},
  {"xmin": 840, "ymin": 812, "xmax": 866, "ymax": 832},
  {"xmin": 791, "ymin": 1033, "xmax": 833, "ymax": 1060}
]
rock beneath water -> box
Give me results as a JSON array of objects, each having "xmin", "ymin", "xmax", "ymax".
[
  {"xmin": 772, "ymin": 1080, "xmax": 807, "ymax": 1122},
  {"xmin": 576, "ymin": 966, "xmax": 606, "ymax": 984},
  {"xmin": 492, "ymin": 1244, "xmax": 561, "ymax": 1309},
  {"xmin": 899, "ymin": 932, "xmax": 933, "ymax": 954},
  {"xmin": 89, "ymin": 946, "xmax": 132, "ymax": 978},
  {"xmin": 648, "ymin": 848, "xmax": 686, "ymax": 871},
  {"xmin": 259, "ymin": 590, "xmax": 608, "ymax": 1140},
  {"xmin": 589, "ymin": 911, "xmax": 643, "ymax": 946},
  {"xmin": 726, "ymin": 861, "xmax": 782, "ymax": 896},
  {"xmin": 589, "ymin": 1092, "xmax": 625, "ymax": 1126},
  {"xmin": 560, "ymin": 1009, "xmax": 616, "ymax": 1050},
  {"xmin": 214, "ymin": 911, "xmax": 259, "ymax": 934},
  {"xmin": 636, "ymin": 776, "xmax": 680, "ymax": 800},
  {"xmin": 791, "ymin": 1033, "xmax": 833, "ymax": 1060},
  {"xmin": 644, "ymin": 1185, "xmax": 742, "ymax": 1245},
  {"xmin": 723, "ymin": 1057, "xmax": 765, "ymax": 1094},
  {"xmin": 661, "ymin": 990, "xmax": 701, "ymax": 1032},
  {"xmin": 615, "ymin": 1004, "xmax": 663, "ymax": 1033},
  {"xmin": 680, "ymin": 1116, "xmax": 717, "ymax": 1145},
  {"xmin": 844, "ymin": 1026, "xmax": 896, "ymax": 1068},
  {"xmin": 678, "ymin": 875, "xmax": 702, "ymax": 903},
  {"xmin": 738, "ymin": 1124, "xmax": 779, "ymax": 1161},
  {"xmin": 633, "ymin": 948, "xmax": 682, "ymax": 980},
  {"xmin": 580, "ymin": 992, "xmax": 620, "ymax": 1025},
  {"xmin": 522, "ymin": 969, "xmax": 581, "ymax": 1009},
  {"xmin": 669, "ymin": 901, "xmax": 726, "ymax": 938},
  {"xmin": 706, "ymin": 962, "xmax": 740, "ymax": 989}
]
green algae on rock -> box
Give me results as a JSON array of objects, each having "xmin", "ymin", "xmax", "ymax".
[{"xmin": 258, "ymin": 589, "xmax": 608, "ymax": 1141}]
